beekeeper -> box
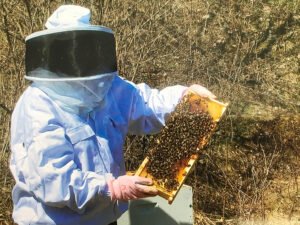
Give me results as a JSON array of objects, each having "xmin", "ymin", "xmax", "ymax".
[{"xmin": 10, "ymin": 5, "xmax": 216, "ymax": 225}]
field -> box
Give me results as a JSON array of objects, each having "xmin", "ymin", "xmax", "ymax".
[{"xmin": 0, "ymin": 0, "xmax": 299, "ymax": 224}]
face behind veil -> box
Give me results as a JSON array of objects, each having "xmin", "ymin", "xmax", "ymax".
[{"xmin": 34, "ymin": 72, "xmax": 116, "ymax": 114}]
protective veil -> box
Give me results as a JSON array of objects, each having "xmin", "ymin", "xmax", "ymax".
[
  {"xmin": 25, "ymin": 4, "xmax": 118, "ymax": 114},
  {"xmin": 10, "ymin": 5, "xmax": 187, "ymax": 225},
  {"xmin": 33, "ymin": 71, "xmax": 116, "ymax": 114}
]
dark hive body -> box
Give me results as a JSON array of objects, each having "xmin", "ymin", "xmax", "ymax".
[{"xmin": 146, "ymin": 96, "xmax": 216, "ymax": 190}]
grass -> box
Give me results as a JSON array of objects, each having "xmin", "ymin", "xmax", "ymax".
[{"xmin": 0, "ymin": 0, "xmax": 299, "ymax": 224}]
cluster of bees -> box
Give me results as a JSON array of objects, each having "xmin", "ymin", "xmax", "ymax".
[{"xmin": 146, "ymin": 96, "xmax": 216, "ymax": 190}]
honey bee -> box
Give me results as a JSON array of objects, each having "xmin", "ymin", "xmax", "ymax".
[{"xmin": 146, "ymin": 98, "xmax": 215, "ymax": 191}]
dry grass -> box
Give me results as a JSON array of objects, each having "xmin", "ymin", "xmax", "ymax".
[{"xmin": 0, "ymin": 0, "xmax": 299, "ymax": 224}]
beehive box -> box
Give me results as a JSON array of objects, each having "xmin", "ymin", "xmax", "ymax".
[{"xmin": 134, "ymin": 91, "xmax": 228, "ymax": 204}]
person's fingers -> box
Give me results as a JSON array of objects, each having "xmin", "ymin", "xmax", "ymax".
[
  {"xmin": 133, "ymin": 191, "xmax": 157, "ymax": 199},
  {"xmin": 113, "ymin": 175, "xmax": 158, "ymax": 200},
  {"xmin": 134, "ymin": 176, "xmax": 154, "ymax": 186},
  {"xmin": 135, "ymin": 183, "xmax": 158, "ymax": 196},
  {"xmin": 187, "ymin": 84, "xmax": 216, "ymax": 99},
  {"xmin": 192, "ymin": 87, "xmax": 216, "ymax": 99},
  {"xmin": 198, "ymin": 88, "xmax": 216, "ymax": 99},
  {"xmin": 123, "ymin": 185, "xmax": 156, "ymax": 200},
  {"xmin": 123, "ymin": 189, "xmax": 137, "ymax": 200}
]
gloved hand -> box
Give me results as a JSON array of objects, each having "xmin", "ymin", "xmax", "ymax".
[
  {"xmin": 184, "ymin": 84, "xmax": 216, "ymax": 99},
  {"xmin": 107, "ymin": 175, "xmax": 158, "ymax": 201}
]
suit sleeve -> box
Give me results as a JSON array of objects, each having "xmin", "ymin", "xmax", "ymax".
[{"xmin": 128, "ymin": 82, "xmax": 187, "ymax": 135}]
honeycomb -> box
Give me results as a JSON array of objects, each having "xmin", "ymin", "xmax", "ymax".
[{"xmin": 134, "ymin": 92, "xmax": 228, "ymax": 203}]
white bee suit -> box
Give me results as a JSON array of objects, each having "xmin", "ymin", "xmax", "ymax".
[{"xmin": 10, "ymin": 5, "xmax": 187, "ymax": 225}]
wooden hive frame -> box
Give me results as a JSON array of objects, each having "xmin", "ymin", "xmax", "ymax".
[{"xmin": 134, "ymin": 92, "xmax": 228, "ymax": 204}]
